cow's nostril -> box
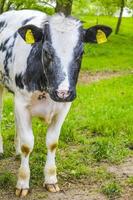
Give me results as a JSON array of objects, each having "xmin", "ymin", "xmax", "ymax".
[{"xmin": 56, "ymin": 90, "xmax": 70, "ymax": 99}]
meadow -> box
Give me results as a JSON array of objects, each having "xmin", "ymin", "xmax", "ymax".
[
  {"xmin": 81, "ymin": 16, "xmax": 133, "ymax": 72},
  {"xmin": 0, "ymin": 16, "xmax": 133, "ymax": 199}
]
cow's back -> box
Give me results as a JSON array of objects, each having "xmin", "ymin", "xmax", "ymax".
[{"xmin": 0, "ymin": 10, "xmax": 47, "ymax": 92}]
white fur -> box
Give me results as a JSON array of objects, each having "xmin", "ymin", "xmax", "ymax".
[
  {"xmin": 44, "ymin": 101, "xmax": 71, "ymax": 184},
  {"xmin": 15, "ymin": 94, "xmax": 34, "ymax": 189}
]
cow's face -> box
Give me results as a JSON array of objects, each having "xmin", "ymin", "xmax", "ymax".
[
  {"xmin": 41, "ymin": 17, "xmax": 84, "ymax": 102},
  {"xmin": 18, "ymin": 14, "xmax": 112, "ymax": 102},
  {"xmin": 18, "ymin": 16, "xmax": 84, "ymax": 102}
]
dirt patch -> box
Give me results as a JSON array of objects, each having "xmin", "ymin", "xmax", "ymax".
[
  {"xmin": 0, "ymin": 183, "xmax": 106, "ymax": 200},
  {"xmin": 106, "ymin": 157, "xmax": 133, "ymax": 200},
  {"xmin": 1, "ymin": 157, "xmax": 133, "ymax": 200},
  {"xmin": 78, "ymin": 71, "xmax": 131, "ymax": 85},
  {"xmin": 0, "ymin": 157, "xmax": 107, "ymax": 200},
  {"xmin": 108, "ymin": 157, "xmax": 133, "ymax": 179},
  {"xmin": 0, "ymin": 157, "xmax": 19, "ymax": 174}
]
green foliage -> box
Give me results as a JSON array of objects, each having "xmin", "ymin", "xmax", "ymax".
[
  {"xmin": 127, "ymin": 0, "xmax": 133, "ymax": 9},
  {"xmin": 90, "ymin": 0, "xmax": 120, "ymax": 16},
  {"xmin": 72, "ymin": 0, "xmax": 92, "ymax": 15},
  {"xmin": 73, "ymin": 0, "xmax": 127, "ymax": 16},
  {"xmin": 0, "ymin": 171, "xmax": 15, "ymax": 189},
  {"xmin": 56, "ymin": 0, "xmax": 72, "ymax": 6},
  {"xmin": 101, "ymin": 181, "xmax": 122, "ymax": 198},
  {"xmin": 127, "ymin": 176, "xmax": 133, "ymax": 187},
  {"xmin": 90, "ymin": 137, "xmax": 128, "ymax": 163},
  {"xmin": 0, "ymin": 0, "xmax": 54, "ymax": 14}
]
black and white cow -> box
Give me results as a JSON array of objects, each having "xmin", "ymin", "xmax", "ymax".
[{"xmin": 0, "ymin": 10, "xmax": 112, "ymax": 197}]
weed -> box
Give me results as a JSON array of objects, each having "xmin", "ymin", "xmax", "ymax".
[
  {"xmin": 0, "ymin": 171, "xmax": 15, "ymax": 189},
  {"xmin": 101, "ymin": 181, "xmax": 122, "ymax": 199}
]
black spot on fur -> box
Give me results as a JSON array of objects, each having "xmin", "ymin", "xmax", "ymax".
[
  {"xmin": 0, "ymin": 21, "xmax": 7, "ymax": 33},
  {"xmin": 0, "ymin": 43, "xmax": 6, "ymax": 52},
  {"xmin": 43, "ymin": 23, "xmax": 52, "ymax": 43},
  {"xmin": 0, "ymin": 37, "xmax": 10, "ymax": 52},
  {"xmin": 0, "ymin": 21, "xmax": 5, "ymax": 28},
  {"xmin": 68, "ymin": 27, "xmax": 83, "ymax": 87},
  {"xmin": 3, "ymin": 32, "xmax": 18, "ymax": 76},
  {"xmin": 15, "ymin": 73, "xmax": 24, "ymax": 89},
  {"xmin": 22, "ymin": 17, "xmax": 35, "ymax": 26},
  {"xmin": 24, "ymin": 42, "xmax": 47, "ymax": 91},
  {"xmin": 38, "ymin": 92, "xmax": 46, "ymax": 100},
  {"xmin": 16, "ymin": 42, "xmax": 47, "ymax": 91}
]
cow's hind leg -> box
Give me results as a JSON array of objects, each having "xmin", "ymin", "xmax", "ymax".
[
  {"xmin": 15, "ymin": 95, "xmax": 34, "ymax": 197},
  {"xmin": 0, "ymin": 86, "xmax": 4, "ymax": 156},
  {"xmin": 44, "ymin": 103, "xmax": 71, "ymax": 192}
]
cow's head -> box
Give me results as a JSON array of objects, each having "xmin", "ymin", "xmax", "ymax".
[{"xmin": 18, "ymin": 14, "xmax": 112, "ymax": 102}]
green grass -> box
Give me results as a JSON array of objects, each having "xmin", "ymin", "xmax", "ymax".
[
  {"xmin": 101, "ymin": 181, "xmax": 122, "ymax": 199},
  {"xmin": 1, "ymin": 74, "xmax": 133, "ymax": 198},
  {"xmin": 127, "ymin": 176, "xmax": 133, "ymax": 187},
  {"xmin": 79, "ymin": 16, "xmax": 133, "ymax": 72},
  {"xmin": 0, "ymin": 171, "xmax": 15, "ymax": 189}
]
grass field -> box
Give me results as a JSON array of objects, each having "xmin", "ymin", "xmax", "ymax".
[
  {"xmin": 1, "ymin": 74, "xmax": 133, "ymax": 199},
  {"xmin": 0, "ymin": 16, "xmax": 133, "ymax": 199}
]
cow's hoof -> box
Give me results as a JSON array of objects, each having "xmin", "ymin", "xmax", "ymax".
[
  {"xmin": 45, "ymin": 183, "xmax": 60, "ymax": 193},
  {"xmin": 0, "ymin": 153, "xmax": 4, "ymax": 160},
  {"xmin": 15, "ymin": 188, "xmax": 29, "ymax": 197}
]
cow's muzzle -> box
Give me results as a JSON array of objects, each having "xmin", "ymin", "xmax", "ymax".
[{"xmin": 50, "ymin": 89, "xmax": 76, "ymax": 102}]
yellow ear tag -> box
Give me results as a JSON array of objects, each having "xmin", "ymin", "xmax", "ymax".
[
  {"xmin": 25, "ymin": 29, "xmax": 35, "ymax": 44},
  {"xmin": 96, "ymin": 29, "xmax": 107, "ymax": 44}
]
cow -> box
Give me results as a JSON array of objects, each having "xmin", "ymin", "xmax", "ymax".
[{"xmin": 0, "ymin": 10, "xmax": 112, "ymax": 197}]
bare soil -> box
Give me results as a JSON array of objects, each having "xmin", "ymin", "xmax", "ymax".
[
  {"xmin": 1, "ymin": 157, "xmax": 133, "ymax": 200},
  {"xmin": 78, "ymin": 71, "xmax": 131, "ymax": 85},
  {"xmin": 0, "ymin": 157, "xmax": 106, "ymax": 200},
  {"xmin": 0, "ymin": 183, "xmax": 106, "ymax": 200}
]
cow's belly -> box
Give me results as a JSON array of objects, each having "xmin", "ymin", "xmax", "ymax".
[{"xmin": 28, "ymin": 91, "xmax": 70, "ymax": 124}]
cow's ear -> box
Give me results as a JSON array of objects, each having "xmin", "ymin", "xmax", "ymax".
[
  {"xmin": 18, "ymin": 25, "xmax": 43, "ymax": 44},
  {"xmin": 83, "ymin": 25, "xmax": 112, "ymax": 44}
]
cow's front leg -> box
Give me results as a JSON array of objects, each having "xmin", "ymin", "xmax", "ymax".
[
  {"xmin": 14, "ymin": 95, "xmax": 34, "ymax": 197},
  {"xmin": 14, "ymin": 120, "xmax": 21, "ymax": 156},
  {"xmin": 44, "ymin": 103, "xmax": 71, "ymax": 192}
]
